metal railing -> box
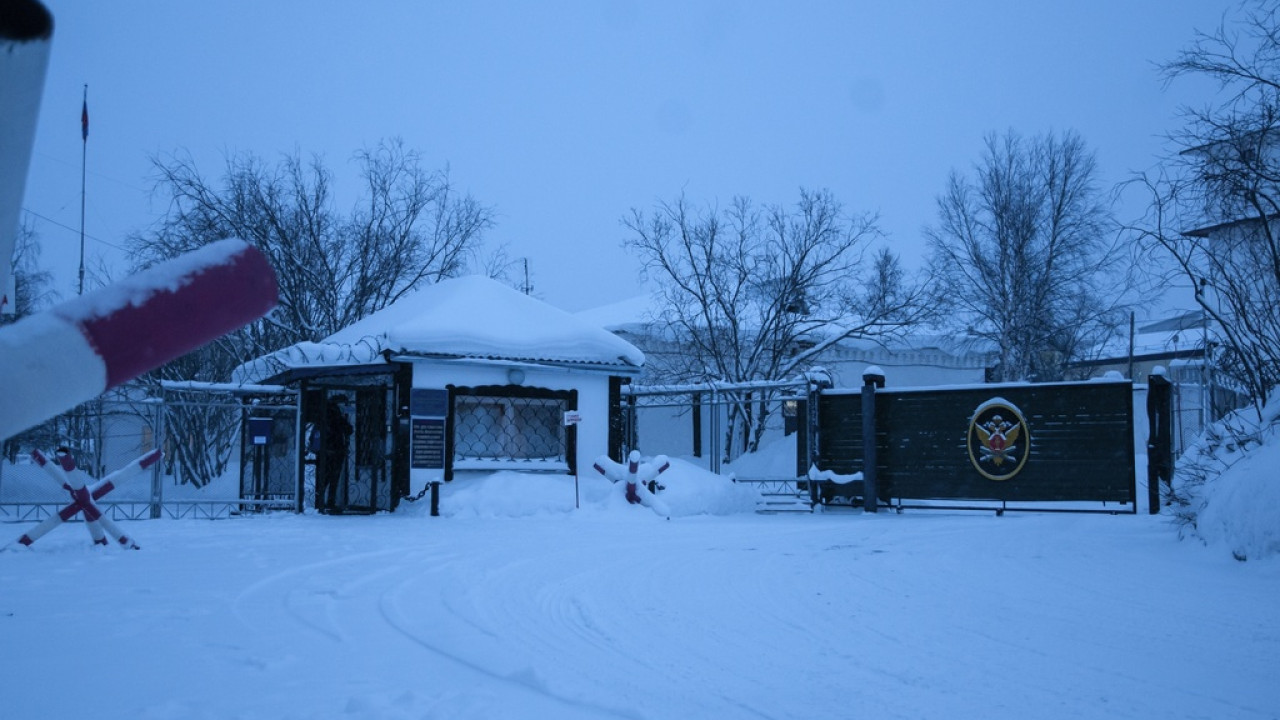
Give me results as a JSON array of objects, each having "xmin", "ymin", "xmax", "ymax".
[
  {"xmin": 621, "ymin": 377, "xmax": 813, "ymax": 479},
  {"xmin": 0, "ymin": 383, "xmax": 299, "ymax": 521}
]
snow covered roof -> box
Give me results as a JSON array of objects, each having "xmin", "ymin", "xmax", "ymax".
[
  {"xmin": 1082, "ymin": 309, "xmax": 1217, "ymax": 364},
  {"xmin": 573, "ymin": 294, "xmax": 655, "ymax": 335},
  {"xmin": 233, "ymin": 276, "xmax": 644, "ymax": 384}
]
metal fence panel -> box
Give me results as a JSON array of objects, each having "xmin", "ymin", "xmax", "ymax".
[
  {"xmin": 622, "ymin": 379, "xmax": 810, "ymax": 482},
  {"xmin": 1, "ymin": 385, "xmax": 298, "ymax": 521}
]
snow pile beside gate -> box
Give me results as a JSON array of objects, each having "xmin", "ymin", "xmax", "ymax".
[
  {"xmin": 656, "ymin": 458, "xmax": 762, "ymax": 516},
  {"xmin": 1176, "ymin": 396, "xmax": 1280, "ymax": 561},
  {"xmin": 433, "ymin": 459, "xmax": 759, "ymax": 519},
  {"xmin": 722, "ymin": 432, "xmax": 798, "ymax": 480},
  {"xmin": 1194, "ymin": 441, "xmax": 1280, "ymax": 561}
]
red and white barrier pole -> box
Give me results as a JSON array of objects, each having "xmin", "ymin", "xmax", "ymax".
[
  {"xmin": 13, "ymin": 447, "xmax": 160, "ymax": 549},
  {"xmin": 592, "ymin": 450, "xmax": 672, "ymax": 518},
  {"xmin": 625, "ymin": 452, "xmax": 641, "ymax": 504},
  {"xmin": 86, "ymin": 447, "xmax": 162, "ymax": 500},
  {"xmin": 0, "ymin": 0, "xmax": 53, "ymax": 316},
  {"xmin": 1, "ymin": 3, "xmax": 278, "ymax": 439},
  {"xmin": 30, "ymin": 449, "xmax": 107, "ymax": 546},
  {"xmin": 0, "ymin": 238, "xmax": 278, "ymax": 440}
]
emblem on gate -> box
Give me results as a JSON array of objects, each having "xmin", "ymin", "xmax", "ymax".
[{"xmin": 967, "ymin": 398, "xmax": 1029, "ymax": 481}]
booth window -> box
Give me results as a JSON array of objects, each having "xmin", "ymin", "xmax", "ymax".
[{"xmin": 451, "ymin": 386, "xmax": 574, "ymax": 471}]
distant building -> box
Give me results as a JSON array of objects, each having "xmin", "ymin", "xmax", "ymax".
[
  {"xmin": 1071, "ymin": 309, "xmax": 1248, "ymax": 452},
  {"xmin": 575, "ymin": 295, "xmax": 996, "ymax": 390},
  {"xmin": 1070, "ymin": 309, "xmax": 1214, "ymax": 384}
]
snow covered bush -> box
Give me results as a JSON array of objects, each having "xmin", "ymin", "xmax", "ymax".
[{"xmin": 1171, "ymin": 397, "xmax": 1280, "ymax": 561}]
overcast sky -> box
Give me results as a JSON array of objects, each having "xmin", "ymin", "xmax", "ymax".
[{"xmin": 22, "ymin": 1, "xmax": 1231, "ymax": 314}]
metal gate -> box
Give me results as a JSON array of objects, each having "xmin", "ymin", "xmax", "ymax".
[
  {"xmin": 620, "ymin": 377, "xmax": 816, "ymax": 494},
  {"xmin": 805, "ymin": 377, "xmax": 1154, "ymax": 514},
  {"xmin": 300, "ymin": 376, "xmax": 398, "ymax": 514}
]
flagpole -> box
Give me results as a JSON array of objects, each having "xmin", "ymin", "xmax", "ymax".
[{"xmin": 78, "ymin": 83, "xmax": 86, "ymax": 296}]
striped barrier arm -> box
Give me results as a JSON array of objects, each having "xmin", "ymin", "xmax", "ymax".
[{"xmin": 0, "ymin": 238, "xmax": 278, "ymax": 441}]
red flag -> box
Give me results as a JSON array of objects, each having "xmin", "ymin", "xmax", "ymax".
[{"xmin": 81, "ymin": 98, "xmax": 88, "ymax": 141}]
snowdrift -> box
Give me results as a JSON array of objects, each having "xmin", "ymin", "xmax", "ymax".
[
  {"xmin": 429, "ymin": 457, "xmax": 761, "ymax": 520},
  {"xmin": 1175, "ymin": 396, "xmax": 1280, "ymax": 561}
]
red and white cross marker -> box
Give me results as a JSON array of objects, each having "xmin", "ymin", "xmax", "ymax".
[
  {"xmin": 11, "ymin": 447, "xmax": 161, "ymax": 549},
  {"xmin": 593, "ymin": 450, "xmax": 671, "ymax": 518}
]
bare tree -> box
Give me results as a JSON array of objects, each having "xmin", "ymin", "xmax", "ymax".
[
  {"xmin": 624, "ymin": 188, "xmax": 932, "ymax": 457},
  {"xmin": 927, "ymin": 130, "xmax": 1124, "ymax": 382},
  {"xmin": 1131, "ymin": 1, "xmax": 1280, "ymax": 406},
  {"xmin": 134, "ymin": 138, "xmax": 492, "ymax": 349},
  {"xmin": 129, "ymin": 139, "xmax": 494, "ymax": 485},
  {"xmin": 2, "ymin": 219, "xmax": 54, "ymax": 321}
]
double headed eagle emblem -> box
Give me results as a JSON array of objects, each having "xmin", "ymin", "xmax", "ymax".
[
  {"xmin": 967, "ymin": 399, "xmax": 1029, "ymax": 481},
  {"xmin": 974, "ymin": 414, "xmax": 1020, "ymax": 467}
]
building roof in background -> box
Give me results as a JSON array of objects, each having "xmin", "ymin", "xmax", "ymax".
[
  {"xmin": 234, "ymin": 276, "xmax": 645, "ymax": 384},
  {"xmin": 572, "ymin": 294, "xmax": 656, "ymax": 335},
  {"xmin": 1078, "ymin": 309, "xmax": 1215, "ymax": 367},
  {"xmin": 574, "ymin": 295, "xmax": 996, "ymax": 359}
]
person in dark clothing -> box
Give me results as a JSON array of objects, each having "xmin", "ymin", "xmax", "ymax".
[{"xmin": 316, "ymin": 395, "xmax": 352, "ymax": 513}]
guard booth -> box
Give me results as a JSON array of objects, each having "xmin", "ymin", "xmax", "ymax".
[{"xmin": 298, "ymin": 365, "xmax": 411, "ymax": 515}]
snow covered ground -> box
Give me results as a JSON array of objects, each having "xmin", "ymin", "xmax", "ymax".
[{"xmin": 2, "ymin": 463, "xmax": 1278, "ymax": 720}]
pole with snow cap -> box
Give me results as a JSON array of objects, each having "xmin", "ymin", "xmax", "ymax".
[{"xmin": 625, "ymin": 451, "xmax": 642, "ymax": 504}]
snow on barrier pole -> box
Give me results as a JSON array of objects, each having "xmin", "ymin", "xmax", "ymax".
[
  {"xmin": 593, "ymin": 450, "xmax": 671, "ymax": 518},
  {"xmin": 0, "ymin": 0, "xmax": 53, "ymax": 317},
  {"xmin": 0, "ymin": 238, "xmax": 279, "ymax": 440}
]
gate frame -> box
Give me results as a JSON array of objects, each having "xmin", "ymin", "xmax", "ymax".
[
  {"xmin": 620, "ymin": 375, "xmax": 825, "ymax": 497},
  {"xmin": 158, "ymin": 380, "xmax": 302, "ymax": 517},
  {"xmin": 807, "ymin": 374, "xmax": 1166, "ymax": 516}
]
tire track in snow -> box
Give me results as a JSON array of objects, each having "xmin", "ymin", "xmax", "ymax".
[
  {"xmin": 231, "ymin": 547, "xmax": 409, "ymax": 641},
  {"xmin": 373, "ymin": 529, "xmax": 782, "ymax": 720},
  {"xmin": 375, "ymin": 570, "xmax": 648, "ymax": 720},
  {"xmin": 231, "ymin": 532, "xmax": 652, "ymax": 719},
  {"xmin": 498, "ymin": 532, "xmax": 785, "ymax": 719}
]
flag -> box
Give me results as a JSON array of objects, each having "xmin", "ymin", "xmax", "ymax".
[{"xmin": 81, "ymin": 98, "xmax": 88, "ymax": 141}]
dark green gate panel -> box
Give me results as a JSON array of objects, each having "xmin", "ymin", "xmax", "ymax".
[
  {"xmin": 816, "ymin": 381, "xmax": 1135, "ymax": 504},
  {"xmin": 814, "ymin": 395, "xmax": 864, "ymax": 477}
]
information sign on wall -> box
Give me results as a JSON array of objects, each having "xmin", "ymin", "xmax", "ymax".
[{"xmin": 410, "ymin": 388, "xmax": 448, "ymax": 476}]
